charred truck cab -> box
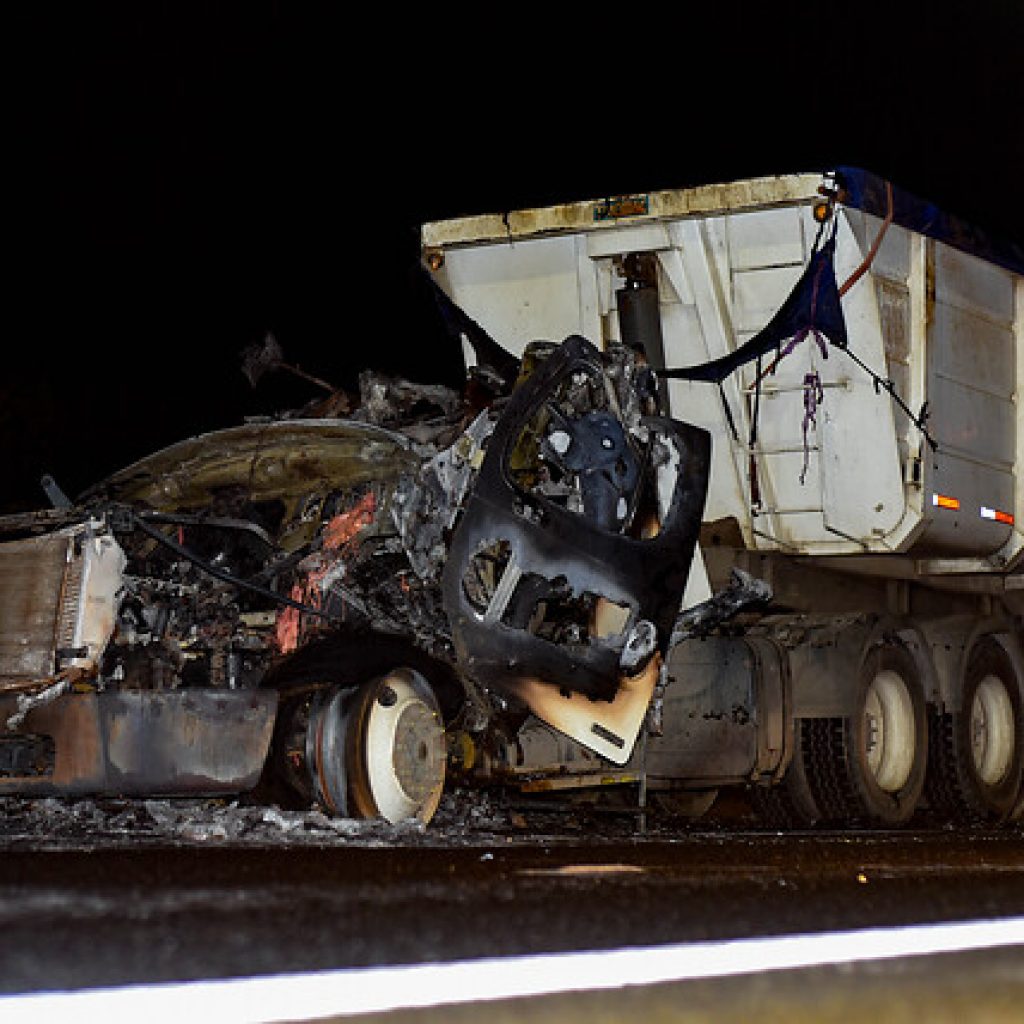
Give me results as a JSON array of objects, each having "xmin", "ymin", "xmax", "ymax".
[
  {"xmin": 0, "ymin": 327, "xmax": 713, "ymax": 823},
  {"xmin": 2, "ymin": 167, "xmax": 1022, "ymax": 829}
]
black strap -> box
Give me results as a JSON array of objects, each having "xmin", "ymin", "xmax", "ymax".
[{"xmin": 663, "ymin": 232, "xmax": 848, "ymax": 385}]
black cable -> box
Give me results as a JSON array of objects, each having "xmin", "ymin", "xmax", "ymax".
[
  {"xmin": 838, "ymin": 346, "xmax": 940, "ymax": 451},
  {"xmin": 718, "ymin": 382, "xmax": 740, "ymax": 443},
  {"xmin": 130, "ymin": 513, "xmax": 361, "ymax": 622},
  {"xmin": 750, "ymin": 355, "xmax": 763, "ymax": 447}
]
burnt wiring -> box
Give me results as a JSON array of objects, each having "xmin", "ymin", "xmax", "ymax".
[{"xmin": 128, "ymin": 512, "xmax": 358, "ymax": 622}]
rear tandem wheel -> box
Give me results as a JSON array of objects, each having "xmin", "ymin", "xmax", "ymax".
[
  {"xmin": 818, "ymin": 642, "xmax": 928, "ymax": 825},
  {"xmin": 925, "ymin": 637, "xmax": 1023, "ymax": 824},
  {"xmin": 753, "ymin": 642, "xmax": 928, "ymax": 827}
]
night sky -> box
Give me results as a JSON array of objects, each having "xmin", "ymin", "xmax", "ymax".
[{"xmin": 5, "ymin": 4, "xmax": 1023, "ymax": 512}]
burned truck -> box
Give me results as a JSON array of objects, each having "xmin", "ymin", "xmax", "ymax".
[
  {"xmin": 2, "ymin": 167, "xmax": 1022, "ymax": 828},
  {"xmin": 0, "ymin": 324, "xmax": 716, "ymax": 824}
]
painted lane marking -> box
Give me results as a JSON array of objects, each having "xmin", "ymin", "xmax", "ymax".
[{"xmin": 1, "ymin": 916, "xmax": 1022, "ymax": 1022}]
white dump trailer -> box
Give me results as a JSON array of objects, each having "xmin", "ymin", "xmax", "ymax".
[{"xmin": 422, "ymin": 167, "xmax": 1023, "ymax": 824}]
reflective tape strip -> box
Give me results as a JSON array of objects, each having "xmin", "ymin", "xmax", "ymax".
[
  {"xmin": 932, "ymin": 493, "xmax": 960, "ymax": 510},
  {"xmin": 980, "ymin": 506, "xmax": 1015, "ymax": 525},
  {"xmin": 0, "ymin": 916, "xmax": 1021, "ymax": 1022}
]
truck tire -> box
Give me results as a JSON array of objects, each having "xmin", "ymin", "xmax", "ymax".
[
  {"xmin": 307, "ymin": 667, "xmax": 446, "ymax": 824},
  {"xmin": 926, "ymin": 638, "xmax": 1023, "ymax": 823},
  {"xmin": 806, "ymin": 643, "xmax": 927, "ymax": 825},
  {"xmin": 750, "ymin": 719, "xmax": 822, "ymax": 829}
]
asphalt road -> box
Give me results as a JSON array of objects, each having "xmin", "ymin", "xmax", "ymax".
[{"xmin": 0, "ymin": 795, "xmax": 1021, "ymax": 1017}]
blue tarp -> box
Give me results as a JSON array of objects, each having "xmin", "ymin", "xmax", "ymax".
[
  {"xmin": 662, "ymin": 231, "xmax": 847, "ymax": 383},
  {"xmin": 836, "ymin": 166, "xmax": 1024, "ymax": 276}
]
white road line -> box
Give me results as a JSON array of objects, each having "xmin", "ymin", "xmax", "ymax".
[{"xmin": 2, "ymin": 916, "xmax": 1022, "ymax": 1023}]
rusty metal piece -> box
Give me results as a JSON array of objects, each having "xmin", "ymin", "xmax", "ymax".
[
  {"xmin": 241, "ymin": 332, "xmax": 340, "ymax": 397},
  {"xmin": 0, "ymin": 689, "xmax": 277, "ymax": 796},
  {"xmin": 275, "ymin": 491, "xmax": 380, "ymax": 654},
  {"xmin": 0, "ymin": 522, "xmax": 125, "ymax": 684},
  {"xmin": 518, "ymin": 772, "xmax": 641, "ymax": 793},
  {"xmin": 595, "ymin": 195, "xmax": 650, "ymax": 221},
  {"xmin": 0, "ymin": 529, "xmax": 75, "ymax": 681},
  {"xmin": 6, "ymin": 673, "xmax": 75, "ymax": 729}
]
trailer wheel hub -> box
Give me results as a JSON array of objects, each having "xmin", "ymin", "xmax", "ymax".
[
  {"xmin": 970, "ymin": 675, "xmax": 1015, "ymax": 787},
  {"xmin": 863, "ymin": 669, "xmax": 916, "ymax": 793}
]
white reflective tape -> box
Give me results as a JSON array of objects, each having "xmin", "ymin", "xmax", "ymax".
[
  {"xmin": 0, "ymin": 917, "xmax": 1022, "ymax": 1022},
  {"xmin": 980, "ymin": 506, "xmax": 1014, "ymax": 525}
]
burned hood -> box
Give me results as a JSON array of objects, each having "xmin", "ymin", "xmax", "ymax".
[
  {"xmin": 79, "ymin": 419, "xmax": 421, "ymax": 551},
  {"xmin": 441, "ymin": 335, "xmax": 710, "ymax": 704}
]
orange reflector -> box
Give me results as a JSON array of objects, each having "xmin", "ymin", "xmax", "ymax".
[
  {"xmin": 932, "ymin": 493, "xmax": 960, "ymax": 511},
  {"xmin": 981, "ymin": 506, "xmax": 1014, "ymax": 525}
]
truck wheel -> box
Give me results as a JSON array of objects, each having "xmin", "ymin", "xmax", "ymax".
[
  {"xmin": 808, "ymin": 644, "xmax": 927, "ymax": 825},
  {"xmin": 926, "ymin": 638, "xmax": 1022, "ymax": 823},
  {"xmin": 307, "ymin": 668, "xmax": 446, "ymax": 825}
]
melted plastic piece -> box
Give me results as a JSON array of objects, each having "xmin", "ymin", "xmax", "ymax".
[{"xmin": 441, "ymin": 335, "xmax": 710, "ymax": 706}]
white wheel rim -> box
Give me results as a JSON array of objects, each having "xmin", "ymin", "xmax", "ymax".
[
  {"xmin": 362, "ymin": 669, "xmax": 445, "ymax": 824},
  {"xmin": 863, "ymin": 669, "xmax": 916, "ymax": 792},
  {"xmin": 970, "ymin": 675, "xmax": 1015, "ymax": 787}
]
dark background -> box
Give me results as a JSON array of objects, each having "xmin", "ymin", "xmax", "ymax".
[{"xmin": 4, "ymin": 3, "xmax": 1023, "ymax": 512}]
